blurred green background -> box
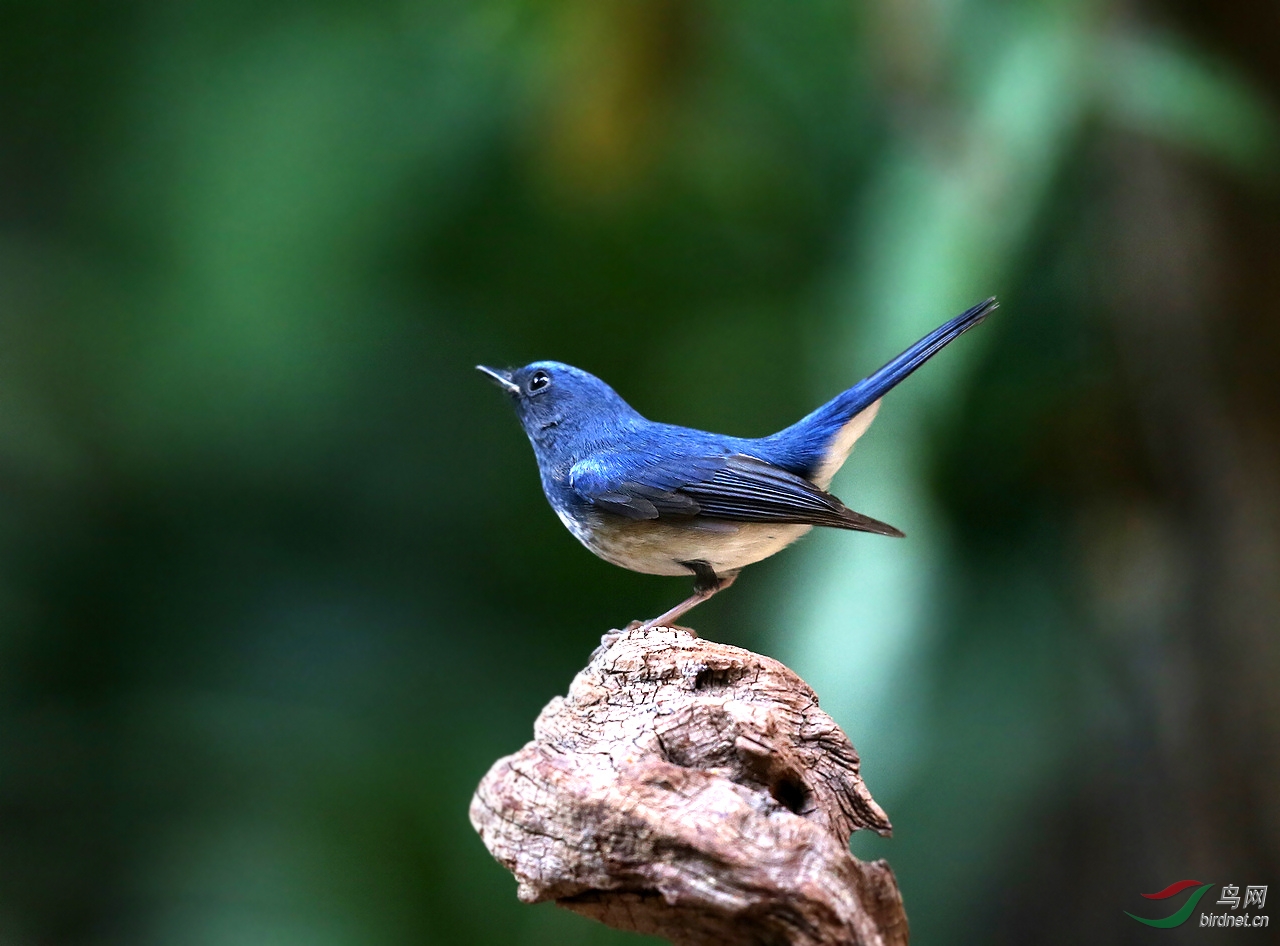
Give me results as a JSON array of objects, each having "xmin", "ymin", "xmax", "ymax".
[{"xmin": 2, "ymin": 1, "xmax": 1278, "ymax": 943}]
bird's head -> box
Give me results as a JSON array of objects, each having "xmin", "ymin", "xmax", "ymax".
[{"xmin": 476, "ymin": 361, "xmax": 639, "ymax": 453}]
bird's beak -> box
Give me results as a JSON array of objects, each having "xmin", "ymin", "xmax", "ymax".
[{"xmin": 476, "ymin": 365, "xmax": 521, "ymax": 395}]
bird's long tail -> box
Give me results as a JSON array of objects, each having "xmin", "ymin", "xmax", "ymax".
[
  {"xmin": 821, "ymin": 296, "xmax": 997, "ymax": 422},
  {"xmin": 763, "ymin": 297, "xmax": 997, "ymax": 480}
]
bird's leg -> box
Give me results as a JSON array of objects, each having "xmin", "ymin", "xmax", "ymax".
[{"xmin": 636, "ymin": 562, "xmax": 738, "ymax": 635}]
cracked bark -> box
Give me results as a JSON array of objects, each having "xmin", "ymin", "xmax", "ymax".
[{"xmin": 470, "ymin": 626, "xmax": 908, "ymax": 945}]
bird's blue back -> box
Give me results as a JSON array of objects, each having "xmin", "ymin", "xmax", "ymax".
[
  {"xmin": 503, "ymin": 297, "xmax": 995, "ymax": 527},
  {"xmin": 565, "ymin": 296, "xmax": 995, "ymax": 484}
]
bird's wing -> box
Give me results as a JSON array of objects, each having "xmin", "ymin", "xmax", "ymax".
[{"xmin": 569, "ymin": 452, "xmax": 903, "ymax": 536}]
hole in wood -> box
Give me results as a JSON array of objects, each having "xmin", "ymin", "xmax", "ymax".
[
  {"xmin": 771, "ymin": 774, "xmax": 811, "ymax": 815},
  {"xmin": 693, "ymin": 664, "xmax": 746, "ymax": 690}
]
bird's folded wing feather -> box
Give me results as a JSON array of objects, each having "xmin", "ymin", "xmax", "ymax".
[{"xmin": 569, "ymin": 452, "xmax": 903, "ymax": 536}]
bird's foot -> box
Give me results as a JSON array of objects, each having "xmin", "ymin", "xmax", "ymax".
[
  {"xmin": 631, "ymin": 569, "xmax": 738, "ymax": 636},
  {"xmin": 629, "ymin": 618, "xmax": 699, "ymax": 637}
]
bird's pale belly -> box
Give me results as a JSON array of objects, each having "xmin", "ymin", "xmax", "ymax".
[{"xmin": 556, "ymin": 508, "xmax": 812, "ymax": 577}]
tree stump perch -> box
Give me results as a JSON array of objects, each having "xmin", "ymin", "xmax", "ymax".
[{"xmin": 470, "ymin": 626, "xmax": 908, "ymax": 945}]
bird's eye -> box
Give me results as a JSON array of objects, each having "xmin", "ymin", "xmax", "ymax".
[{"xmin": 528, "ymin": 370, "xmax": 551, "ymax": 394}]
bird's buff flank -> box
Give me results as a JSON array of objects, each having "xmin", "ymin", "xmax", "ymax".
[{"xmin": 479, "ymin": 297, "xmax": 997, "ymax": 631}]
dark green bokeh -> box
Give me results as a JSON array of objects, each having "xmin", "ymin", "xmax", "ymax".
[{"xmin": 3, "ymin": 1, "xmax": 1278, "ymax": 944}]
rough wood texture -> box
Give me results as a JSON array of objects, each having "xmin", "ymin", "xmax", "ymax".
[{"xmin": 470, "ymin": 626, "xmax": 908, "ymax": 945}]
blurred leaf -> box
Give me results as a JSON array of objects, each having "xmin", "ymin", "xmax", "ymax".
[{"xmin": 1098, "ymin": 32, "xmax": 1279, "ymax": 179}]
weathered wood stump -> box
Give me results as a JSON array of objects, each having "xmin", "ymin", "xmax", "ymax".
[{"xmin": 470, "ymin": 626, "xmax": 908, "ymax": 946}]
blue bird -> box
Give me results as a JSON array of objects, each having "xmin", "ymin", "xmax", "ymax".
[{"xmin": 479, "ymin": 297, "xmax": 997, "ymax": 631}]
